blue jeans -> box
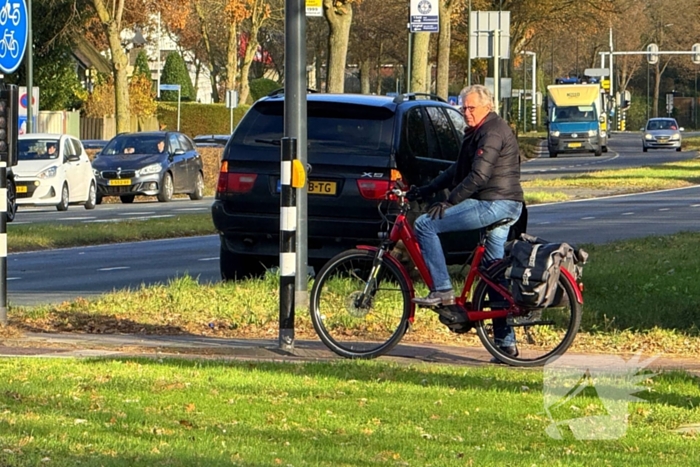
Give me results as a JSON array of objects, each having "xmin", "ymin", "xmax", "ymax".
[{"xmin": 414, "ymin": 199, "xmax": 523, "ymax": 346}]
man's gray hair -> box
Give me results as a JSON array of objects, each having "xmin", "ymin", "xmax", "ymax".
[{"xmin": 460, "ymin": 84, "xmax": 494, "ymax": 112}]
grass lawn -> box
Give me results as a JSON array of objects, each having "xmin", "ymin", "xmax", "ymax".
[{"xmin": 1, "ymin": 358, "xmax": 699, "ymax": 466}]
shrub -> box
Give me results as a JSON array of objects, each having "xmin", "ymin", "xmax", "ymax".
[
  {"xmin": 160, "ymin": 52, "xmax": 196, "ymax": 102},
  {"xmin": 249, "ymin": 78, "xmax": 281, "ymax": 102},
  {"xmin": 157, "ymin": 102, "xmax": 250, "ymax": 137}
]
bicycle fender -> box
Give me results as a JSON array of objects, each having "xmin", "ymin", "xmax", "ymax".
[
  {"xmin": 356, "ymin": 245, "xmax": 416, "ymax": 321},
  {"xmin": 560, "ymin": 267, "xmax": 583, "ymax": 304}
]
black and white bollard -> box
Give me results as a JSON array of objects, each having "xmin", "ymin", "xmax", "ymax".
[{"xmin": 279, "ymin": 137, "xmax": 305, "ymax": 351}]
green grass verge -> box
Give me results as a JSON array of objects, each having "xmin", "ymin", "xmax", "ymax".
[
  {"xmin": 7, "ymin": 214, "xmax": 215, "ymax": 253},
  {"xmin": 8, "ymin": 231, "xmax": 700, "ymax": 357},
  {"xmin": 523, "ymin": 156, "xmax": 700, "ymax": 204},
  {"xmin": 0, "ymin": 358, "xmax": 698, "ymax": 466}
]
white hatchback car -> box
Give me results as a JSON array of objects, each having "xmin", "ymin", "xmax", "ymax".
[{"xmin": 14, "ymin": 134, "xmax": 97, "ymax": 211}]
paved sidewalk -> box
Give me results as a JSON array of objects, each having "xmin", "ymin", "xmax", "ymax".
[{"xmin": 1, "ymin": 332, "xmax": 699, "ymax": 374}]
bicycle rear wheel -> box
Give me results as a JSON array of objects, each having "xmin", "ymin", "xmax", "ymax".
[
  {"xmin": 309, "ymin": 249, "xmax": 411, "ymax": 359},
  {"xmin": 474, "ymin": 261, "xmax": 582, "ymax": 367}
]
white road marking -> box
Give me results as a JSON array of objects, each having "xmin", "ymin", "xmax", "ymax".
[
  {"xmin": 98, "ymin": 266, "xmax": 130, "ymax": 271},
  {"xmin": 658, "ymin": 208, "xmax": 670, "ymax": 211},
  {"xmin": 581, "ymin": 216, "xmax": 596, "ymax": 220},
  {"xmin": 119, "ymin": 212, "xmax": 156, "ymax": 216},
  {"xmin": 7, "ymin": 277, "xmax": 21, "ymax": 280},
  {"xmin": 177, "ymin": 208, "xmax": 209, "ymax": 212},
  {"xmin": 621, "ymin": 212, "xmax": 635, "ymax": 216},
  {"xmin": 59, "ymin": 217, "xmax": 97, "ymax": 221},
  {"xmin": 538, "ymin": 221, "xmax": 551, "ymax": 225},
  {"xmin": 198, "ymin": 257, "xmax": 219, "ymax": 261},
  {"xmin": 691, "ymin": 204, "xmax": 700, "ymax": 207}
]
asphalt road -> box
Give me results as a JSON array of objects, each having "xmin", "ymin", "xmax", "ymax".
[{"xmin": 7, "ymin": 132, "xmax": 700, "ymax": 306}]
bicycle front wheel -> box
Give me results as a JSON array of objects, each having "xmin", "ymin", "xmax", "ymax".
[
  {"xmin": 474, "ymin": 261, "xmax": 582, "ymax": 367},
  {"xmin": 310, "ymin": 249, "xmax": 411, "ymax": 359}
]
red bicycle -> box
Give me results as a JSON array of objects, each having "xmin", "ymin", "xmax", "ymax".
[{"xmin": 309, "ymin": 184, "xmax": 583, "ymax": 366}]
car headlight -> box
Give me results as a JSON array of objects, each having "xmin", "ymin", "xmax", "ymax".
[
  {"xmin": 644, "ymin": 133, "xmax": 653, "ymax": 140},
  {"xmin": 587, "ymin": 129, "xmax": 597, "ymax": 137},
  {"xmin": 38, "ymin": 166, "xmax": 57, "ymax": 179},
  {"xmin": 93, "ymin": 168, "xmax": 101, "ymax": 178},
  {"xmin": 550, "ymin": 130, "xmax": 560, "ymax": 137},
  {"xmin": 137, "ymin": 163, "xmax": 162, "ymax": 176},
  {"xmin": 670, "ymin": 133, "xmax": 680, "ymax": 141}
]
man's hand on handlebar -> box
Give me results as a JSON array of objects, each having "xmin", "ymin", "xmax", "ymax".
[{"xmin": 406, "ymin": 185, "xmax": 435, "ymax": 202}]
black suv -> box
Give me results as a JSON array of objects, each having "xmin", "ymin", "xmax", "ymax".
[{"xmin": 212, "ymin": 92, "xmax": 526, "ymax": 279}]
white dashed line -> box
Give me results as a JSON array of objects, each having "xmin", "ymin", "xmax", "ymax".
[
  {"xmin": 658, "ymin": 208, "xmax": 670, "ymax": 211},
  {"xmin": 621, "ymin": 212, "xmax": 635, "ymax": 216},
  {"xmin": 98, "ymin": 266, "xmax": 130, "ymax": 271},
  {"xmin": 198, "ymin": 257, "xmax": 219, "ymax": 261},
  {"xmin": 581, "ymin": 216, "xmax": 596, "ymax": 220},
  {"xmin": 538, "ymin": 221, "xmax": 551, "ymax": 225},
  {"xmin": 119, "ymin": 212, "xmax": 156, "ymax": 216},
  {"xmin": 59, "ymin": 217, "xmax": 97, "ymax": 221},
  {"xmin": 691, "ymin": 204, "xmax": 700, "ymax": 208},
  {"xmin": 7, "ymin": 277, "xmax": 21, "ymax": 281},
  {"xmin": 177, "ymin": 208, "xmax": 209, "ymax": 212}
]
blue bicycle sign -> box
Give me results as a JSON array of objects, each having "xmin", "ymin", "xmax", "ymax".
[{"xmin": 0, "ymin": 0, "xmax": 27, "ymax": 73}]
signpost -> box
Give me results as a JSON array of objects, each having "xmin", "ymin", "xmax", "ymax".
[
  {"xmin": 0, "ymin": 0, "xmax": 27, "ymax": 326},
  {"xmin": 225, "ymin": 89, "xmax": 238, "ymax": 134},
  {"xmin": 159, "ymin": 84, "xmax": 181, "ymax": 131},
  {"xmin": 407, "ymin": 0, "xmax": 440, "ymax": 92}
]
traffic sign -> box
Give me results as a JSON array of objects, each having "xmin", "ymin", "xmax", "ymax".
[
  {"xmin": 305, "ymin": 0, "xmax": 322, "ymax": 17},
  {"xmin": 692, "ymin": 43, "xmax": 700, "ymax": 65},
  {"xmin": 159, "ymin": 84, "xmax": 181, "ymax": 91},
  {"xmin": 0, "ymin": 0, "xmax": 29, "ymax": 73},
  {"xmin": 646, "ymin": 43, "xmax": 659, "ymax": 65},
  {"xmin": 409, "ymin": 0, "xmax": 439, "ymax": 33}
]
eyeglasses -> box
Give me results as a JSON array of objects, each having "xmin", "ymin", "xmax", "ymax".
[{"xmin": 461, "ymin": 105, "xmax": 481, "ymax": 113}]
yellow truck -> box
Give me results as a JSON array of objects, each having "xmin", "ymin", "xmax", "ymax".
[{"xmin": 546, "ymin": 82, "xmax": 608, "ymax": 158}]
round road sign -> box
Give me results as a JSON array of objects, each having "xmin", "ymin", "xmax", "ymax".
[{"xmin": 0, "ymin": 0, "xmax": 29, "ymax": 74}]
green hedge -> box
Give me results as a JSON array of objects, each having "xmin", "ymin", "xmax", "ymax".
[
  {"xmin": 249, "ymin": 78, "xmax": 281, "ymax": 102},
  {"xmin": 156, "ymin": 102, "xmax": 251, "ymax": 138}
]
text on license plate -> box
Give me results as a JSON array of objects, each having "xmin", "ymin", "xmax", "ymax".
[
  {"xmin": 16, "ymin": 186, "xmax": 27, "ymax": 193},
  {"xmin": 109, "ymin": 179, "xmax": 131, "ymax": 186},
  {"xmin": 308, "ymin": 181, "xmax": 337, "ymax": 195},
  {"xmin": 568, "ymin": 142, "xmax": 582, "ymax": 148}
]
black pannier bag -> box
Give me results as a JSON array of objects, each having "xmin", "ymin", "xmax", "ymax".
[{"xmin": 504, "ymin": 233, "xmax": 588, "ymax": 308}]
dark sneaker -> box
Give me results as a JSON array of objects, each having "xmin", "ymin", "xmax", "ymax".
[
  {"xmin": 490, "ymin": 345, "xmax": 519, "ymax": 363},
  {"xmin": 412, "ymin": 290, "xmax": 455, "ymax": 307}
]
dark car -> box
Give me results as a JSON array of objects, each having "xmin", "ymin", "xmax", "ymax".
[
  {"xmin": 81, "ymin": 139, "xmax": 109, "ymax": 150},
  {"xmin": 92, "ymin": 131, "xmax": 204, "ymax": 204},
  {"xmin": 193, "ymin": 134, "xmax": 230, "ymax": 148},
  {"xmin": 212, "ymin": 92, "xmax": 527, "ymax": 280}
]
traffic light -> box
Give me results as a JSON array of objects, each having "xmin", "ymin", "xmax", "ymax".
[{"xmin": 0, "ymin": 84, "xmax": 18, "ymax": 167}]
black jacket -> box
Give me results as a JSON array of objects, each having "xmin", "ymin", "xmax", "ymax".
[{"xmin": 428, "ymin": 112, "xmax": 524, "ymax": 205}]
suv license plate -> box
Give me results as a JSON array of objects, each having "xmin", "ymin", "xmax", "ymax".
[
  {"xmin": 109, "ymin": 179, "xmax": 131, "ymax": 186},
  {"xmin": 308, "ymin": 181, "xmax": 337, "ymax": 195},
  {"xmin": 16, "ymin": 186, "xmax": 27, "ymax": 193},
  {"xmin": 568, "ymin": 142, "xmax": 582, "ymax": 148}
]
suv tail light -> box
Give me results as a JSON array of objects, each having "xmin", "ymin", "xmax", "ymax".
[
  {"xmin": 217, "ymin": 162, "xmax": 258, "ymax": 193},
  {"xmin": 356, "ymin": 179, "xmax": 391, "ymax": 199}
]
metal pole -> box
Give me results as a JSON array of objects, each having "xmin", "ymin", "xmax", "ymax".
[
  {"xmin": 609, "ymin": 27, "xmax": 615, "ymax": 131},
  {"xmin": 531, "ymin": 53, "xmax": 537, "ymax": 129},
  {"xmin": 26, "ymin": 0, "xmax": 33, "ymax": 133},
  {"xmin": 493, "ymin": 29, "xmax": 500, "ymax": 115},
  {"xmin": 467, "ymin": 0, "xmax": 472, "ymax": 86},
  {"xmin": 177, "ymin": 89, "xmax": 181, "ymax": 131},
  {"xmin": 279, "ymin": 137, "xmax": 296, "ymax": 351},
  {"xmin": 157, "ymin": 12, "xmax": 161, "ymax": 99},
  {"xmin": 522, "ymin": 52, "xmax": 526, "ymax": 133},
  {"xmin": 407, "ymin": 31, "xmax": 413, "ymax": 93},
  {"xmin": 0, "ymin": 161, "xmax": 6, "ymax": 325},
  {"xmin": 647, "ymin": 61, "xmax": 650, "ymax": 122}
]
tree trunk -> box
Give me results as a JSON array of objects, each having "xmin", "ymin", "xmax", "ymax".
[
  {"xmin": 227, "ymin": 22, "xmax": 239, "ymax": 94},
  {"xmin": 410, "ymin": 33, "xmax": 430, "ymax": 94},
  {"xmin": 360, "ymin": 60, "xmax": 371, "ymax": 94},
  {"xmin": 239, "ymin": 32, "xmax": 259, "ymax": 105},
  {"xmin": 193, "ymin": 0, "xmax": 219, "ymax": 103},
  {"xmin": 436, "ymin": 0, "xmax": 452, "ymax": 100},
  {"xmin": 324, "ymin": 0, "xmax": 353, "ymax": 93},
  {"xmin": 92, "ymin": 0, "xmax": 130, "ymax": 133}
]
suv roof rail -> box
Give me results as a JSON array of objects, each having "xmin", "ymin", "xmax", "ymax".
[
  {"xmin": 267, "ymin": 87, "xmax": 319, "ymax": 97},
  {"xmin": 392, "ymin": 93, "xmax": 447, "ymax": 104}
]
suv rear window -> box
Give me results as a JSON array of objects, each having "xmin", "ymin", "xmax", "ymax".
[{"xmin": 232, "ymin": 101, "xmax": 395, "ymax": 155}]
